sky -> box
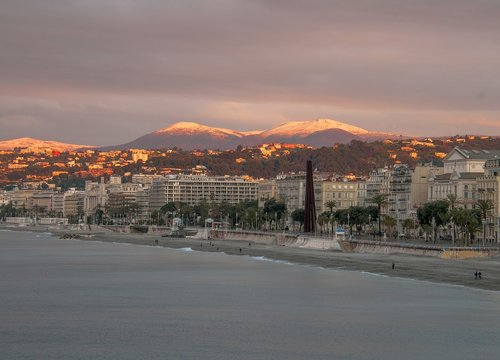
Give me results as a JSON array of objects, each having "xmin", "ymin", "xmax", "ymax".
[{"xmin": 1, "ymin": 0, "xmax": 500, "ymax": 145}]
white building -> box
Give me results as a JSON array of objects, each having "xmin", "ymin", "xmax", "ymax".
[
  {"xmin": 428, "ymin": 148, "xmax": 500, "ymax": 209},
  {"xmin": 476, "ymin": 158, "xmax": 500, "ymax": 243}
]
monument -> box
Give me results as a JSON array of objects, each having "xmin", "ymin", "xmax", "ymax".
[{"xmin": 304, "ymin": 160, "xmax": 316, "ymax": 233}]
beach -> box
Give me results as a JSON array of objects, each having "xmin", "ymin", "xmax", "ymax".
[{"xmin": 4, "ymin": 225, "xmax": 498, "ymax": 291}]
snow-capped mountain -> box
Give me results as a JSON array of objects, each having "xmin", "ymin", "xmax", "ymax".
[
  {"xmin": 108, "ymin": 122, "xmax": 246, "ymax": 150},
  {"xmin": 107, "ymin": 118, "xmax": 399, "ymax": 150},
  {"xmin": 258, "ymin": 119, "xmax": 369, "ymax": 138},
  {"xmin": 0, "ymin": 137, "xmax": 92, "ymax": 152},
  {"xmin": 156, "ymin": 122, "xmax": 247, "ymax": 138}
]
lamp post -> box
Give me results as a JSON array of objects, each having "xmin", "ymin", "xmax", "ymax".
[
  {"xmin": 347, "ymin": 212, "xmax": 350, "ymax": 239},
  {"xmin": 431, "ymin": 216, "xmax": 436, "ymax": 243},
  {"xmin": 368, "ymin": 214, "xmax": 371, "ymax": 239},
  {"xmin": 330, "ymin": 213, "xmax": 334, "ymax": 238},
  {"xmin": 482, "ymin": 217, "xmax": 487, "ymax": 246},
  {"xmin": 451, "ymin": 215, "xmax": 455, "ymax": 246}
]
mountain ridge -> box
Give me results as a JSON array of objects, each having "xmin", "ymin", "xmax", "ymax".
[
  {"xmin": 0, "ymin": 137, "xmax": 92, "ymax": 152},
  {"xmin": 108, "ymin": 118, "xmax": 400, "ymax": 150}
]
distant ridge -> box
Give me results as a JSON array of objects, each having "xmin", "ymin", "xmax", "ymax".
[
  {"xmin": 106, "ymin": 118, "xmax": 400, "ymax": 150},
  {"xmin": 0, "ymin": 137, "xmax": 93, "ymax": 152}
]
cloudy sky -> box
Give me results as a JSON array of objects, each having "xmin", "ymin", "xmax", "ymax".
[{"xmin": 1, "ymin": 0, "xmax": 499, "ymax": 145}]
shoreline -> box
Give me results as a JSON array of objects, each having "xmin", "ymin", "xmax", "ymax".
[{"xmin": 2, "ymin": 225, "xmax": 499, "ymax": 291}]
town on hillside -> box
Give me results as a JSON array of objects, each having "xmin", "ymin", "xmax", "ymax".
[{"xmin": 1, "ymin": 136, "xmax": 500, "ymax": 245}]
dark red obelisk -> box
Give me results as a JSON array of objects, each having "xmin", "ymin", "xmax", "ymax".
[{"xmin": 304, "ymin": 160, "xmax": 316, "ymax": 233}]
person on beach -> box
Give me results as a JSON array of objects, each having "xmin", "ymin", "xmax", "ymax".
[
  {"xmin": 239, "ymin": 248, "xmax": 242, "ymax": 253},
  {"xmin": 155, "ymin": 239, "xmax": 158, "ymax": 245},
  {"xmin": 392, "ymin": 263, "xmax": 395, "ymax": 270},
  {"xmin": 478, "ymin": 271, "xmax": 482, "ymax": 280},
  {"xmin": 475, "ymin": 271, "xmax": 478, "ymax": 280}
]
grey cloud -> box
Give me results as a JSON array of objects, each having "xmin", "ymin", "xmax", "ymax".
[{"xmin": 0, "ymin": 0, "xmax": 499, "ymax": 142}]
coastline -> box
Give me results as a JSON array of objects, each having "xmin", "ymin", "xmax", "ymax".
[{"xmin": 2, "ymin": 225, "xmax": 499, "ymax": 291}]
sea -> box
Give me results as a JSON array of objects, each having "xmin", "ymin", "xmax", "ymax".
[{"xmin": 1, "ymin": 230, "xmax": 499, "ymax": 360}]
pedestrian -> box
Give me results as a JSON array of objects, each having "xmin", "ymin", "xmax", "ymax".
[
  {"xmin": 475, "ymin": 271, "xmax": 478, "ymax": 280},
  {"xmin": 248, "ymin": 242, "xmax": 251, "ymax": 247},
  {"xmin": 155, "ymin": 239, "xmax": 159, "ymax": 245},
  {"xmin": 239, "ymin": 248, "xmax": 242, "ymax": 253},
  {"xmin": 478, "ymin": 271, "xmax": 482, "ymax": 280},
  {"xmin": 392, "ymin": 262, "xmax": 395, "ymax": 270}
]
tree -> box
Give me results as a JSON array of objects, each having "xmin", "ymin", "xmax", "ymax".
[
  {"xmin": 317, "ymin": 212, "xmax": 330, "ymax": 234},
  {"xmin": 446, "ymin": 194, "xmax": 462, "ymax": 244},
  {"xmin": 94, "ymin": 204, "xmax": 104, "ymax": 225},
  {"xmin": 475, "ymin": 199, "xmax": 493, "ymax": 245},
  {"xmin": 325, "ymin": 200, "xmax": 337, "ymax": 234},
  {"xmin": 383, "ymin": 215, "xmax": 397, "ymax": 238},
  {"xmin": 417, "ymin": 200, "xmax": 449, "ymax": 242},
  {"xmin": 348, "ymin": 206, "xmax": 370, "ymax": 234},
  {"xmin": 450, "ymin": 208, "xmax": 481, "ymax": 245},
  {"xmin": 263, "ymin": 198, "xmax": 287, "ymax": 230},
  {"xmin": 368, "ymin": 194, "xmax": 388, "ymax": 237},
  {"xmin": 291, "ymin": 209, "xmax": 305, "ymax": 232},
  {"xmin": 402, "ymin": 218, "xmax": 416, "ymax": 237}
]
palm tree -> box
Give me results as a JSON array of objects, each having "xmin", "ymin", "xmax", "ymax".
[
  {"xmin": 368, "ymin": 194, "xmax": 388, "ymax": 238},
  {"xmin": 325, "ymin": 200, "xmax": 337, "ymax": 234},
  {"xmin": 446, "ymin": 193, "xmax": 462, "ymax": 245},
  {"xmin": 402, "ymin": 218, "xmax": 415, "ymax": 237},
  {"xmin": 475, "ymin": 199, "xmax": 493, "ymax": 245},
  {"xmin": 383, "ymin": 215, "xmax": 397, "ymax": 239}
]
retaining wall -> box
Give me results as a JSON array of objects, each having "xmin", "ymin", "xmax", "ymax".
[{"xmin": 339, "ymin": 239, "xmax": 499, "ymax": 258}]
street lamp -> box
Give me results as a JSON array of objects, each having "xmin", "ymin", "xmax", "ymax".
[
  {"xmin": 482, "ymin": 217, "xmax": 487, "ymax": 246},
  {"xmin": 431, "ymin": 216, "xmax": 436, "ymax": 243},
  {"xmin": 450, "ymin": 215, "xmax": 455, "ymax": 246},
  {"xmin": 368, "ymin": 214, "xmax": 371, "ymax": 238},
  {"xmin": 330, "ymin": 213, "xmax": 334, "ymax": 238},
  {"xmin": 347, "ymin": 212, "xmax": 350, "ymax": 239}
]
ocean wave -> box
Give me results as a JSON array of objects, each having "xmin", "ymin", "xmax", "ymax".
[
  {"xmin": 248, "ymin": 256, "xmax": 295, "ymax": 266},
  {"xmin": 176, "ymin": 247, "xmax": 194, "ymax": 252}
]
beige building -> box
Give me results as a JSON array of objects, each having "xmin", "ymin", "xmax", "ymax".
[
  {"xmin": 10, "ymin": 189, "xmax": 37, "ymax": 208},
  {"xmin": 366, "ymin": 167, "xmax": 391, "ymax": 200},
  {"xmin": 83, "ymin": 179, "xmax": 108, "ymax": 216},
  {"xmin": 275, "ymin": 174, "xmax": 322, "ymax": 214},
  {"xmin": 410, "ymin": 163, "xmax": 443, "ymax": 208},
  {"xmin": 164, "ymin": 175, "xmax": 259, "ymax": 206},
  {"xmin": 63, "ymin": 190, "xmax": 85, "ymax": 218},
  {"xmin": 148, "ymin": 175, "xmax": 259, "ymax": 210},
  {"xmin": 428, "ymin": 148, "xmax": 500, "ymax": 209},
  {"xmin": 320, "ymin": 180, "xmax": 364, "ymax": 212},
  {"xmin": 258, "ymin": 179, "xmax": 277, "ymax": 208},
  {"xmin": 28, "ymin": 191, "xmax": 54, "ymax": 213},
  {"xmin": 476, "ymin": 158, "xmax": 500, "ymax": 242}
]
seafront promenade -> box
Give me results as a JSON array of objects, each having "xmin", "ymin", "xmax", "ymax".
[{"xmin": 2, "ymin": 224, "xmax": 499, "ymax": 291}]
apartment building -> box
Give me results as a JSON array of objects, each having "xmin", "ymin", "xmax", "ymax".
[
  {"xmin": 164, "ymin": 175, "xmax": 259, "ymax": 206},
  {"xmin": 476, "ymin": 158, "xmax": 500, "ymax": 242},
  {"xmin": 320, "ymin": 180, "xmax": 365, "ymax": 212},
  {"xmin": 275, "ymin": 174, "xmax": 322, "ymax": 214},
  {"xmin": 428, "ymin": 148, "xmax": 500, "ymax": 209},
  {"xmin": 258, "ymin": 179, "xmax": 277, "ymax": 208}
]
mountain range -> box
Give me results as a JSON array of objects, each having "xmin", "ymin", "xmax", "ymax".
[
  {"xmin": 0, "ymin": 119, "xmax": 400, "ymax": 151},
  {"xmin": 105, "ymin": 118, "xmax": 400, "ymax": 150},
  {"xmin": 0, "ymin": 137, "xmax": 92, "ymax": 152}
]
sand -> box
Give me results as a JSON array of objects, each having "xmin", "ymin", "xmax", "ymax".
[{"xmin": 3, "ymin": 225, "xmax": 499, "ymax": 291}]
